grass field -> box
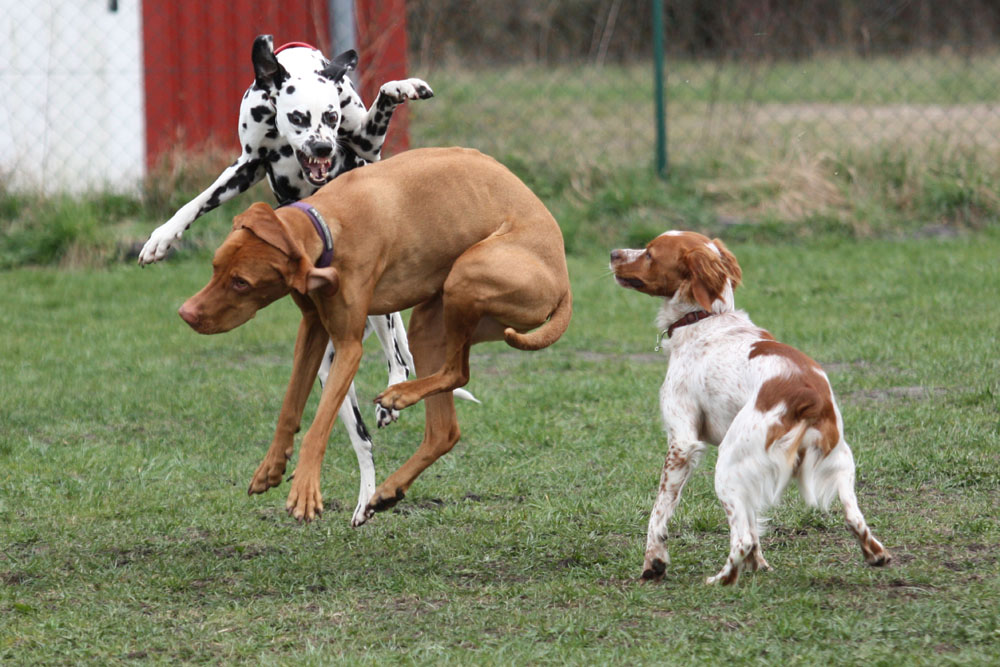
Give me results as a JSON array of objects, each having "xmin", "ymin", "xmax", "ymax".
[{"xmin": 2, "ymin": 230, "xmax": 999, "ymax": 663}]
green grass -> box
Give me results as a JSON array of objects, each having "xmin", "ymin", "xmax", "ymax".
[{"xmin": 2, "ymin": 231, "xmax": 999, "ymax": 663}]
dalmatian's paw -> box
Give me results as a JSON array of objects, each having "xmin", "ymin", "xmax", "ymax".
[
  {"xmin": 351, "ymin": 500, "xmax": 372, "ymax": 527},
  {"xmin": 379, "ymin": 78, "xmax": 434, "ymax": 105},
  {"xmin": 375, "ymin": 402, "xmax": 400, "ymax": 428},
  {"xmin": 138, "ymin": 224, "xmax": 183, "ymax": 266}
]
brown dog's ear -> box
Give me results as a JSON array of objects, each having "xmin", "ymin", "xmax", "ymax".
[
  {"xmin": 233, "ymin": 202, "xmax": 304, "ymax": 259},
  {"xmin": 289, "ymin": 262, "xmax": 340, "ymax": 296},
  {"xmin": 684, "ymin": 242, "xmax": 733, "ymax": 311}
]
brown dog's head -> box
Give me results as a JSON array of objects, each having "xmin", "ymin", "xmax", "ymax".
[
  {"xmin": 609, "ymin": 231, "xmax": 742, "ymax": 311},
  {"xmin": 178, "ymin": 202, "xmax": 339, "ymax": 334}
]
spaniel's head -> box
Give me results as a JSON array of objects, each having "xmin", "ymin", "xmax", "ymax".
[{"xmin": 610, "ymin": 231, "xmax": 742, "ymax": 311}]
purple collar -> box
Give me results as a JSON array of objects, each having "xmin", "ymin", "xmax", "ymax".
[{"xmin": 285, "ymin": 201, "xmax": 334, "ymax": 268}]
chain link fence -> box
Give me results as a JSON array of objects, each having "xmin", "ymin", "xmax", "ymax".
[
  {"xmin": 408, "ymin": 1, "xmax": 1000, "ymax": 176},
  {"xmin": 2, "ymin": 1, "xmax": 999, "ymax": 195}
]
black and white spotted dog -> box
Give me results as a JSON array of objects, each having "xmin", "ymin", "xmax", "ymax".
[{"xmin": 138, "ymin": 35, "xmax": 461, "ymax": 526}]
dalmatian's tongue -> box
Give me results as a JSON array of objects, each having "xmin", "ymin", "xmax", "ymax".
[{"xmin": 306, "ymin": 158, "xmax": 329, "ymax": 183}]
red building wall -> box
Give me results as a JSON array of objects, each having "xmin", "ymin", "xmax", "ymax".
[{"xmin": 142, "ymin": 0, "xmax": 409, "ymax": 169}]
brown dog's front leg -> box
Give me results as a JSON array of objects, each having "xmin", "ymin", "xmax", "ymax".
[
  {"xmin": 285, "ymin": 337, "xmax": 364, "ymax": 521},
  {"xmin": 248, "ymin": 314, "xmax": 328, "ymax": 495}
]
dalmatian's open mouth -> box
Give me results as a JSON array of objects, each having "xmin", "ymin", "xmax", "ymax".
[{"xmin": 296, "ymin": 151, "xmax": 334, "ymax": 185}]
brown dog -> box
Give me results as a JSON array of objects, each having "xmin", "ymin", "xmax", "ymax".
[{"xmin": 179, "ymin": 147, "xmax": 572, "ymax": 523}]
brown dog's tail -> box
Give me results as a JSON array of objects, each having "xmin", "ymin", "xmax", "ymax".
[{"xmin": 504, "ymin": 289, "xmax": 572, "ymax": 351}]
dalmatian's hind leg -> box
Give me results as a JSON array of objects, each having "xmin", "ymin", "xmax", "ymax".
[{"xmin": 369, "ymin": 313, "xmax": 412, "ymax": 427}]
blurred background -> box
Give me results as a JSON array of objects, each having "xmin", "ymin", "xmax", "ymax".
[{"xmin": 2, "ymin": 0, "xmax": 999, "ymax": 263}]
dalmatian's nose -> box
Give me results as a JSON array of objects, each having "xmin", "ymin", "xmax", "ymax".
[{"xmin": 312, "ymin": 141, "xmax": 334, "ymax": 158}]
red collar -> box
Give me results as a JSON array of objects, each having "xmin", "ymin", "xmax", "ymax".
[
  {"xmin": 666, "ymin": 310, "xmax": 713, "ymax": 338},
  {"xmin": 274, "ymin": 41, "xmax": 318, "ymax": 55}
]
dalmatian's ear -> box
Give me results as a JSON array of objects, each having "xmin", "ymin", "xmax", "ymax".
[
  {"xmin": 321, "ymin": 49, "xmax": 358, "ymax": 82},
  {"xmin": 252, "ymin": 34, "xmax": 289, "ymax": 92}
]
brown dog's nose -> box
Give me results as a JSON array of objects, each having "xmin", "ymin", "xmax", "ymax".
[
  {"xmin": 610, "ymin": 249, "xmax": 623, "ymax": 263},
  {"xmin": 178, "ymin": 303, "xmax": 199, "ymax": 327}
]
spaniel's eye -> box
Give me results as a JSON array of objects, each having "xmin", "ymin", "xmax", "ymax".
[{"xmin": 231, "ymin": 277, "xmax": 250, "ymax": 292}]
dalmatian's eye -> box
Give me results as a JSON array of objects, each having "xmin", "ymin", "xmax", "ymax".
[
  {"xmin": 322, "ymin": 111, "xmax": 339, "ymax": 127},
  {"xmin": 231, "ymin": 277, "xmax": 250, "ymax": 292},
  {"xmin": 286, "ymin": 111, "xmax": 310, "ymax": 128}
]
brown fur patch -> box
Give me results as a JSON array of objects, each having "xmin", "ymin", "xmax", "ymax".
[{"xmin": 751, "ymin": 340, "xmax": 839, "ymax": 456}]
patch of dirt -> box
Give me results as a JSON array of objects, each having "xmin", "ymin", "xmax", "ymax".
[
  {"xmin": 844, "ymin": 386, "xmax": 949, "ymax": 403},
  {"xmin": 1, "ymin": 571, "xmax": 33, "ymax": 585},
  {"xmin": 391, "ymin": 497, "xmax": 446, "ymax": 515}
]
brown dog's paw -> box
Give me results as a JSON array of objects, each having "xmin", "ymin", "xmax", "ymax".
[
  {"xmin": 375, "ymin": 380, "xmax": 428, "ymax": 412},
  {"xmin": 365, "ymin": 486, "xmax": 406, "ymax": 515},
  {"xmin": 285, "ymin": 474, "xmax": 323, "ymax": 522},
  {"xmin": 248, "ymin": 456, "xmax": 287, "ymax": 495}
]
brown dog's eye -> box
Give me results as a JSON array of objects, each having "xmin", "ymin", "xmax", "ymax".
[{"xmin": 231, "ymin": 277, "xmax": 250, "ymax": 292}]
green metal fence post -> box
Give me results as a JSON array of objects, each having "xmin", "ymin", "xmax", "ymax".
[{"xmin": 652, "ymin": 0, "xmax": 668, "ymax": 178}]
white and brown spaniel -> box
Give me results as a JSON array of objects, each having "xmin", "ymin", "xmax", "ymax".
[{"xmin": 611, "ymin": 231, "xmax": 889, "ymax": 585}]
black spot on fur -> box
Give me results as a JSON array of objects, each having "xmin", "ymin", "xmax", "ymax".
[
  {"xmin": 200, "ymin": 159, "xmax": 261, "ymax": 212},
  {"xmin": 286, "ymin": 85, "xmax": 295, "ymax": 94},
  {"xmin": 270, "ymin": 173, "xmax": 300, "ymax": 205},
  {"xmin": 244, "ymin": 144, "xmax": 252, "ymax": 153},
  {"xmin": 250, "ymin": 105, "xmax": 272, "ymax": 123},
  {"xmin": 351, "ymin": 404, "xmax": 372, "ymax": 442},
  {"xmin": 347, "ymin": 133, "xmax": 373, "ymax": 153},
  {"xmin": 365, "ymin": 119, "xmax": 388, "ymax": 138},
  {"xmin": 265, "ymin": 128, "xmax": 279, "ymax": 139},
  {"xmin": 279, "ymin": 144, "xmax": 294, "ymax": 157}
]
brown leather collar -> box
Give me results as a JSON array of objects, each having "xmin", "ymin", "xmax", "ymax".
[
  {"xmin": 666, "ymin": 310, "xmax": 713, "ymax": 338},
  {"xmin": 654, "ymin": 310, "xmax": 714, "ymax": 351}
]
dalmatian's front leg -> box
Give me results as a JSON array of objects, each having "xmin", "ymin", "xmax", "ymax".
[
  {"xmin": 340, "ymin": 78, "xmax": 433, "ymax": 163},
  {"xmin": 138, "ymin": 154, "xmax": 265, "ymax": 265}
]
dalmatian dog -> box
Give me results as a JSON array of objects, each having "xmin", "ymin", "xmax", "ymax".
[{"xmin": 138, "ymin": 36, "xmax": 461, "ymax": 522}]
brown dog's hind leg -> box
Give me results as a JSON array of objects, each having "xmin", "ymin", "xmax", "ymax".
[{"xmin": 375, "ymin": 240, "xmax": 562, "ymax": 413}]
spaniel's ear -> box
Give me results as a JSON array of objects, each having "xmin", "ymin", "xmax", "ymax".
[
  {"xmin": 233, "ymin": 202, "xmax": 303, "ymax": 259},
  {"xmin": 684, "ymin": 243, "xmax": 732, "ymax": 312},
  {"xmin": 711, "ymin": 237, "xmax": 742, "ymax": 289}
]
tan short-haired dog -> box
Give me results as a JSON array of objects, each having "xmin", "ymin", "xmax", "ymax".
[{"xmin": 179, "ymin": 147, "xmax": 572, "ymax": 524}]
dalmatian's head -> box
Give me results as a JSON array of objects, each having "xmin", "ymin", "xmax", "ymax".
[{"xmin": 252, "ymin": 35, "xmax": 357, "ymax": 186}]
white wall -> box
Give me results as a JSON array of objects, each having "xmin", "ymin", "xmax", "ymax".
[{"xmin": 0, "ymin": 0, "xmax": 144, "ymax": 192}]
